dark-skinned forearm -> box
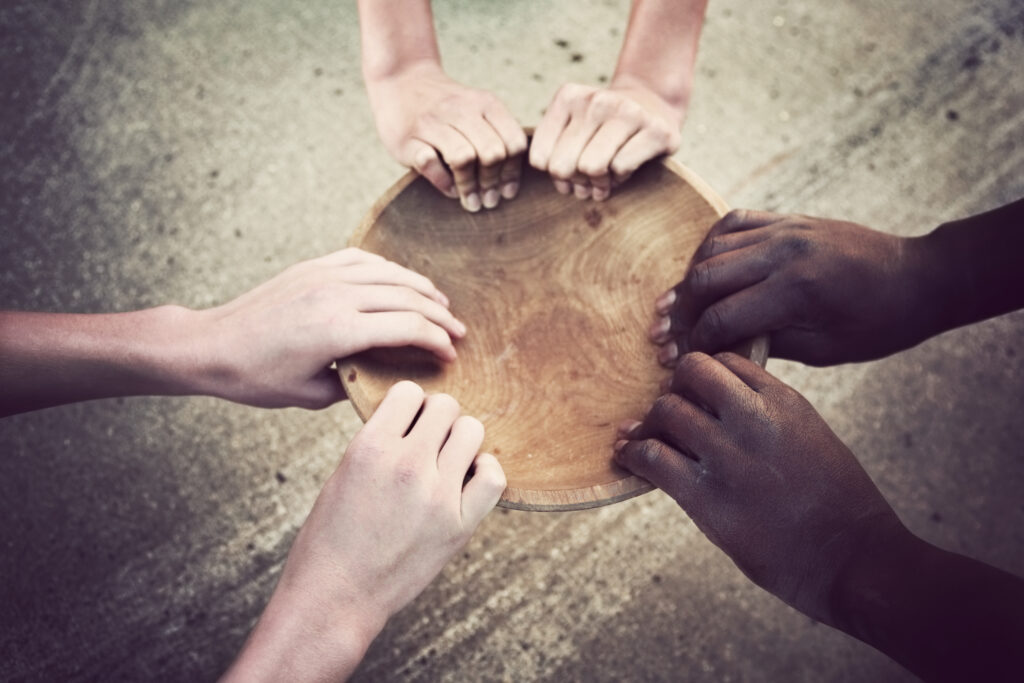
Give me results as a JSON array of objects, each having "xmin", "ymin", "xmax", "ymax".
[
  {"xmin": 830, "ymin": 530, "xmax": 1024, "ymax": 682},
  {"xmin": 912, "ymin": 198, "xmax": 1024, "ymax": 339}
]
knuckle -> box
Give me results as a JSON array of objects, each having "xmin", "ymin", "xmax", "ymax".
[
  {"xmin": 609, "ymin": 155, "xmax": 635, "ymax": 178},
  {"xmin": 712, "ymin": 351, "xmax": 741, "ymax": 366},
  {"xmin": 556, "ymin": 82, "xmax": 585, "ymax": 102},
  {"xmin": 577, "ymin": 155, "xmax": 607, "ymax": 177},
  {"xmin": 549, "ymin": 161, "xmax": 576, "ymax": 180},
  {"xmin": 446, "ymin": 146, "xmax": 477, "ymax": 169},
  {"xmin": 458, "ymin": 414, "xmax": 484, "ymax": 436},
  {"xmin": 782, "ymin": 232, "xmax": 812, "ymax": 257},
  {"xmin": 722, "ymin": 209, "xmax": 748, "ymax": 229},
  {"xmin": 412, "ymin": 149, "xmax": 437, "ymax": 173},
  {"xmin": 649, "ymin": 393, "xmax": 680, "ymax": 424},
  {"xmin": 392, "ymin": 462, "xmax": 420, "ymax": 487},
  {"xmin": 676, "ymin": 350, "xmax": 713, "ymax": 376},
  {"xmin": 635, "ymin": 439, "xmax": 666, "ymax": 468},
  {"xmin": 478, "ymin": 460, "xmax": 507, "ymax": 491},
  {"xmin": 688, "ymin": 261, "xmax": 715, "ymax": 295},
  {"xmin": 700, "ymin": 305, "xmax": 728, "ymax": 343},
  {"xmin": 344, "ymin": 435, "xmax": 388, "ymax": 467},
  {"xmin": 705, "ymin": 235, "xmax": 725, "ymax": 257},
  {"xmin": 478, "ymin": 145, "xmax": 505, "ymax": 167},
  {"xmin": 390, "ymin": 379, "xmax": 425, "ymax": 403},
  {"xmin": 620, "ymin": 101, "xmax": 644, "ymax": 125},
  {"xmin": 507, "ymin": 132, "xmax": 528, "ymax": 156},
  {"xmin": 428, "ymin": 391, "xmax": 461, "ymax": 413}
]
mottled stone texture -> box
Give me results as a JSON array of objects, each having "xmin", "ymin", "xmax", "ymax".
[{"xmin": 1, "ymin": 1, "xmax": 1022, "ymax": 680}]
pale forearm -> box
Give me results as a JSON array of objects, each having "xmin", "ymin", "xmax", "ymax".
[
  {"xmin": 612, "ymin": 0, "xmax": 708, "ymax": 114},
  {"xmin": 0, "ymin": 307, "xmax": 209, "ymax": 417},
  {"xmin": 223, "ymin": 569, "xmax": 385, "ymax": 682},
  {"xmin": 358, "ymin": 0, "xmax": 441, "ymax": 83}
]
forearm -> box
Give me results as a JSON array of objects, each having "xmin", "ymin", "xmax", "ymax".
[
  {"xmin": 0, "ymin": 307, "xmax": 207, "ymax": 416},
  {"xmin": 358, "ymin": 0, "xmax": 441, "ymax": 83},
  {"xmin": 910, "ymin": 198, "xmax": 1024, "ymax": 338},
  {"xmin": 612, "ymin": 0, "xmax": 708, "ymax": 114},
  {"xmin": 223, "ymin": 566, "xmax": 385, "ymax": 682},
  {"xmin": 830, "ymin": 530, "xmax": 1024, "ymax": 681}
]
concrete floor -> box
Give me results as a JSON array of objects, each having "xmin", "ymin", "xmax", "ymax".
[{"xmin": 1, "ymin": 0, "xmax": 1022, "ymax": 680}]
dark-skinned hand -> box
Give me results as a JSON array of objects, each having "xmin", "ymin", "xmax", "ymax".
[
  {"xmin": 614, "ymin": 351, "xmax": 908, "ymax": 624},
  {"xmin": 649, "ymin": 210, "xmax": 933, "ymax": 367}
]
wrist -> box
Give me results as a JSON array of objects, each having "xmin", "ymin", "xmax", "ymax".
[
  {"xmin": 363, "ymin": 52, "xmax": 443, "ymax": 86},
  {"xmin": 901, "ymin": 224, "xmax": 967, "ymax": 342},
  {"xmin": 147, "ymin": 305, "xmax": 224, "ymax": 398},
  {"xmin": 826, "ymin": 517, "xmax": 930, "ymax": 639},
  {"xmin": 609, "ymin": 71, "xmax": 689, "ymax": 127}
]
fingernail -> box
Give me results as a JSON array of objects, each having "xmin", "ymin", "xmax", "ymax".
[
  {"xmin": 655, "ymin": 290, "xmax": 676, "ymax": 314},
  {"xmin": 649, "ymin": 316, "xmax": 671, "ymax": 343},
  {"xmin": 554, "ymin": 179, "xmax": 571, "ymax": 195},
  {"xmin": 593, "ymin": 187, "xmax": 609, "ymax": 201},
  {"xmin": 454, "ymin": 319, "xmax": 467, "ymax": 336},
  {"xmin": 437, "ymin": 291, "xmax": 451, "ymax": 307},
  {"xmin": 574, "ymin": 184, "xmax": 589, "ymax": 199},
  {"xmin": 462, "ymin": 193, "xmax": 482, "ymax": 212},
  {"xmin": 613, "ymin": 439, "xmax": 628, "ymax": 453},
  {"xmin": 659, "ymin": 375, "xmax": 672, "ymax": 392},
  {"xmin": 482, "ymin": 188, "xmax": 500, "ymax": 209},
  {"xmin": 501, "ymin": 181, "xmax": 519, "ymax": 199},
  {"xmin": 445, "ymin": 187, "xmax": 459, "ymax": 199},
  {"xmin": 658, "ymin": 342, "xmax": 679, "ymax": 366},
  {"xmin": 617, "ymin": 419, "xmax": 642, "ymax": 437}
]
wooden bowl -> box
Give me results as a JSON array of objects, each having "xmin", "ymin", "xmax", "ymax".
[{"xmin": 339, "ymin": 160, "xmax": 768, "ymax": 511}]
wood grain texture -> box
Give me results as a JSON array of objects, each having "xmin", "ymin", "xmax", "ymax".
[{"xmin": 339, "ymin": 160, "xmax": 767, "ymax": 511}]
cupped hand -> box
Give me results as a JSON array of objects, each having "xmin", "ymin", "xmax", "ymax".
[
  {"xmin": 614, "ymin": 352, "xmax": 907, "ymax": 624},
  {"xmin": 224, "ymin": 381, "xmax": 506, "ymax": 681},
  {"xmin": 529, "ymin": 78, "xmax": 683, "ymax": 201},
  {"xmin": 366, "ymin": 61, "xmax": 528, "ymax": 212},
  {"xmin": 650, "ymin": 210, "xmax": 932, "ymax": 367},
  {"xmin": 196, "ymin": 247, "xmax": 465, "ymax": 409}
]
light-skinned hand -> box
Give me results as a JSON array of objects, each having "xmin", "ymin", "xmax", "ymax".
[
  {"xmin": 366, "ymin": 61, "xmax": 528, "ymax": 212},
  {"xmin": 529, "ymin": 78, "xmax": 683, "ymax": 201},
  {"xmin": 224, "ymin": 381, "xmax": 507, "ymax": 681},
  {"xmin": 195, "ymin": 247, "xmax": 465, "ymax": 409}
]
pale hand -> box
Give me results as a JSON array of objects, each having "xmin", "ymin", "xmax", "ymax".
[
  {"xmin": 529, "ymin": 78, "xmax": 683, "ymax": 201},
  {"xmin": 195, "ymin": 248, "xmax": 465, "ymax": 409},
  {"xmin": 224, "ymin": 381, "xmax": 506, "ymax": 681},
  {"xmin": 367, "ymin": 61, "xmax": 528, "ymax": 212}
]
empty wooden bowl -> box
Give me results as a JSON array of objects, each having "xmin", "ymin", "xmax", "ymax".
[{"xmin": 339, "ymin": 160, "xmax": 768, "ymax": 511}]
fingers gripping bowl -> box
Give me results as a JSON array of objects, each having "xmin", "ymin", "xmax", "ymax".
[{"xmin": 339, "ymin": 160, "xmax": 768, "ymax": 511}]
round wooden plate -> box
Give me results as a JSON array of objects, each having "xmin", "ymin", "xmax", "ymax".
[{"xmin": 339, "ymin": 159, "xmax": 768, "ymax": 511}]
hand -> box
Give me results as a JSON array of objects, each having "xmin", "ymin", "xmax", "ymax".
[
  {"xmin": 650, "ymin": 210, "xmax": 931, "ymax": 366},
  {"xmin": 195, "ymin": 248, "xmax": 465, "ymax": 409},
  {"xmin": 366, "ymin": 61, "xmax": 528, "ymax": 212},
  {"xmin": 529, "ymin": 78, "xmax": 683, "ymax": 201},
  {"xmin": 224, "ymin": 381, "xmax": 506, "ymax": 681},
  {"xmin": 614, "ymin": 352, "xmax": 907, "ymax": 624}
]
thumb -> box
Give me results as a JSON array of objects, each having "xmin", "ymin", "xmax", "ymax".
[
  {"xmin": 403, "ymin": 139, "xmax": 458, "ymax": 199},
  {"xmin": 615, "ymin": 438, "xmax": 704, "ymax": 513}
]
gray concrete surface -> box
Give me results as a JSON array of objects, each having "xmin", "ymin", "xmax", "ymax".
[{"xmin": 1, "ymin": 0, "xmax": 1023, "ymax": 680}]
